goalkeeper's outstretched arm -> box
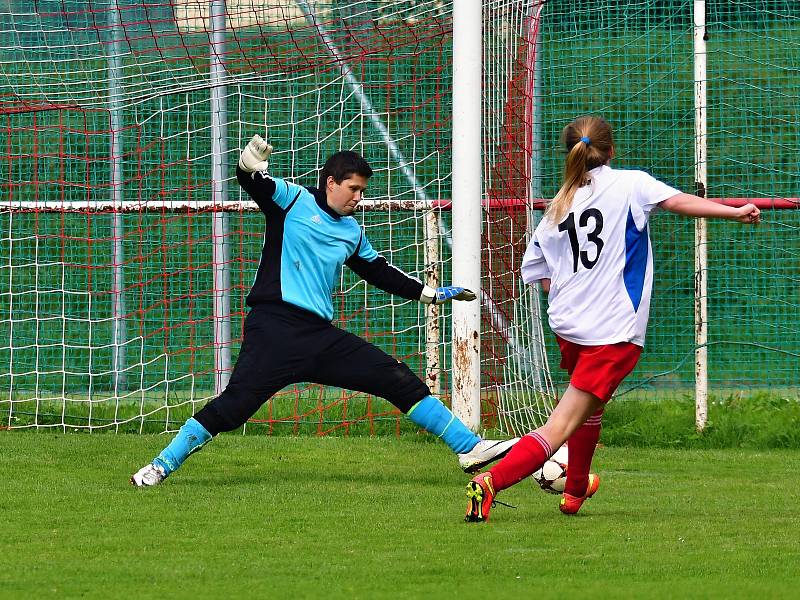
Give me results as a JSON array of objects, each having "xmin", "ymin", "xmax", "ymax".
[
  {"xmin": 346, "ymin": 252, "xmax": 425, "ymax": 301},
  {"xmin": 346, "ymin": 252, "xmax": 476, "ymax": 305}
]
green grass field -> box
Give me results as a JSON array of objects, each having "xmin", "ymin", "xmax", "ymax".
[{"xmin": 3, "ymin": 432, "xmax": 799, "ymax": 599}]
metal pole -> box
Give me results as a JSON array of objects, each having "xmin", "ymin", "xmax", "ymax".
[
  {"xmin": 451, "ymin": 0, "xmax": 482, "ymax": 431},
  {"xmin": 694, "ymin": 0, "xmax": 709, "ymax": 432},
  {"xmin": 210, "ymin": 0, "xmax": 232, "ymax": 394},
  {"xmin": 424, "ymin": 212, "xmax": 441, "ymax": 397},
  {"xmin": 109, "ymin": 0, "xmax": 127, "ymax": 394}
]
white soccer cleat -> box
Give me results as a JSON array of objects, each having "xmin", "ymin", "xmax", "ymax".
[
  {"xmin": 130, "ymin": 463, "xmax": 167, "ymax": 487},
  {"xmin": 458, "ymin": 438, "xmax": 519, "ymax": 473}
]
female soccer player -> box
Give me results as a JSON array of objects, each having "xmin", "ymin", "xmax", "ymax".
[
  {"xmin": 464, "ymin": 115, "xmax": 760, "ymax": 521},
  {"xmin": 131, "ymin": 135, "xmax": 517, "ymax": 487}
]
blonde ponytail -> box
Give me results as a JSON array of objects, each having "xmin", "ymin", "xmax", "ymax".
[{"xmin": 545, "ymin": 116, "xmax": 614, "ymax": 225}]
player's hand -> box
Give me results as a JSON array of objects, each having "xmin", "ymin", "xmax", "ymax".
[
  {"xmin": 238, "ymin": 134, "xmax": 273, "ymax": 173},
  {"xmin": 420, "ymin": 285, "xmax": 477, "ymax": 304},
  {"xmin": 734, "ymin": 203, "xmax": 760, "ymax": 225}
]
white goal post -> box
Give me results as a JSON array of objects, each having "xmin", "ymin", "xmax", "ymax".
[{"xmin": 451, "ymin": 0, "xmax": 483, "ymax": 431}]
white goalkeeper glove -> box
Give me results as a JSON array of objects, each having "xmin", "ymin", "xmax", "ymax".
[
  {"xmin": 420, "ymin": 285, "xmax": 477, "ymax": 304},
  {"xmin": 238, "ymin": 134, "xmax": 273, "ymax": 173}
]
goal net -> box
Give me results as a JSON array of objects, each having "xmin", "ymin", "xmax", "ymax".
[
  {"xmin": 2, "ymin": 1, "xmax": 798, "ymax": 434},
  {"xmin": 531, "ymin": 0, "xmax": 800, "ymax": 407},
  {"xmin": 0, "ymin": 0, "xmax": 555, "ymax": 433}
]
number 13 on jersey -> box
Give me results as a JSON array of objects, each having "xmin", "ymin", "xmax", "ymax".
[{"xmin": 557, "ymin": 208, "xmax": 605, "ymax": 273}]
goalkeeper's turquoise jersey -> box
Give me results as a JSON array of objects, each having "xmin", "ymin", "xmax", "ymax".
[{"xmin": 237, "ymin": 167, "xmax": 424, "ymax": 321}]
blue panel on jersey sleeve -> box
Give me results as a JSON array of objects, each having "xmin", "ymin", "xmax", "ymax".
[
  {"xmin": 270, "ymin": 177, "xmax": 302, "ymax": 210},
  {"xmin": 357, "ymin": 233, "xmax": 379, "ymax": 261},
  {"xmin": 624, "ymin": 207, "xmax": 648, "ymax": 312}
]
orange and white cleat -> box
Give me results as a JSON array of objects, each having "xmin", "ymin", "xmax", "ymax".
[
  {"xmin": 465, "ymin": 472, "xmax": 496, "ymax": 522},
  {"xmin": 559, "ymin": 473, "xmax": 600, "ymax": 515}
]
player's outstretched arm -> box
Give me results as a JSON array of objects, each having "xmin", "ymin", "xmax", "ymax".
[
  {"xmin": 419, "ymin": 285, "xmax": 477, "ymax": 304},
  {"xmin": 238, "ymin": 134, "xmax": 273, "ymax": 173},
  {"xmin": 660, "ymin": 193, "xmax": 761, "ymax": 224},
  {"xmin": 346, "ymin": 234, "xmax": 477, "ymax": 304}
]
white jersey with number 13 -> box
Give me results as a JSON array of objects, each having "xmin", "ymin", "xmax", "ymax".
[{"xmin": 521, "ymin": 165, "xmax": 680, "ymax": 346}]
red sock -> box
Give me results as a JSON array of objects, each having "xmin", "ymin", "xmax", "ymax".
[
  {"xmin": 564, "ymin": 409, "xmax": 603, "ymax": 497},
  {"xmin": 489, "ymin": 431, "xmax": 552, "ymax": 491}
]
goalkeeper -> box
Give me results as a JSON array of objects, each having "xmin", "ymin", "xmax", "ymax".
[{"xmin": 132, "ymin": 135, "xmax": 517, "ymax": 486}]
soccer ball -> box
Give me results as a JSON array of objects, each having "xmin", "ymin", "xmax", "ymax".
[{"xmin": 532, "ymin": 444, "xmax": 568, "ymax": 494}]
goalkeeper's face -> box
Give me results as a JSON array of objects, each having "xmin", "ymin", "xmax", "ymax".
[{"xmin": 326, "ymin": 174, "xmax": 369, "ymax": 216}]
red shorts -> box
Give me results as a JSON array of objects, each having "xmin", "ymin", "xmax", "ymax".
[{"xmin": 556, "ymin": 336, "xmax": 642, "ymax": 402}]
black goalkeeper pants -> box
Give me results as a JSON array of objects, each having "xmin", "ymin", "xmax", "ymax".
[{"xmin": 194, "ymin": 302, "xmax": 430, "ymax": 435}]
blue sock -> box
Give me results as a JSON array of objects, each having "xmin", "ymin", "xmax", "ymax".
[
  {"xmin": 406, "ymin": 395, "xmax": 480, "ymax": 454},
  {"xmin": 153, "ymin": 417, "xmax": 213, "ymax": 476}
]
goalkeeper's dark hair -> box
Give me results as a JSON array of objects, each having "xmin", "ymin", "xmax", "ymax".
[{"xmin": 318, "ymin": 151, "xmax": 373, "ymax": 189}]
